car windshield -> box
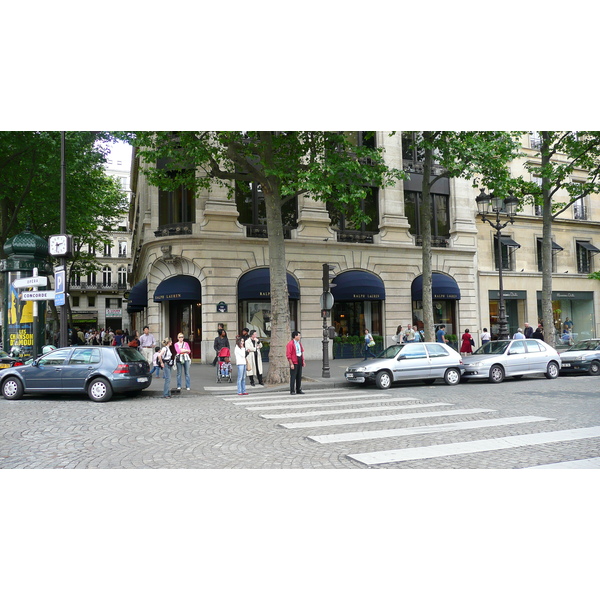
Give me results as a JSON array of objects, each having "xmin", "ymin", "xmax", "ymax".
[
  {"xmin": 117, "ymin": 347, "xmax": 146, "ymax": 362},
  {"xmin": 377, "ymin": 345, "xmax": 403, "ymax": 359},
  {"xmin": 472, "ymin": 341, "xmax": 511, "ymax": 355},
  {"xmin": 568, "ymin": 340, "xmax": 600, "ymax": 351}
]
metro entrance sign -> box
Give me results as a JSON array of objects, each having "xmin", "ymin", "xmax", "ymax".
[{"xmin": 13, "ymin": 276, "xmax": 48, "ymax": 288}]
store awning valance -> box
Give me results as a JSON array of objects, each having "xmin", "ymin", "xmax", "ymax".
[
  {"xmin": 238, "ymin": 268, "xmax": 300, "ymax": 300},
  {"xmin": 153, "ymin": 275, "xmax": 201, "ymax": 302},
  {"xmin": 332, "ymin": 271, "xmax": 385, "ymax": 301},
  {"xmin": 127, "ymin": 279, "xmax": 147, "ymax": 313},
  {"xmin": 412, "ymin": 273, "xmax": 461, "ymax": 301}
]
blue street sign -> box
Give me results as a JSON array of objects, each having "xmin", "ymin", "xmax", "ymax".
[{"xmin": 54, "ymin": 292, "xmax": 65, "ymax": 306}]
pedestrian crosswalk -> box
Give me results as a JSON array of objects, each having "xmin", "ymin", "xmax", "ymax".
[{"xmin": 218, "ymin": 388, "xmax": 600, "ymax": 468}]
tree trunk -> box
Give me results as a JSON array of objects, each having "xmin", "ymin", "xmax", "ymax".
[
  {"xmin": 262, "ymin": 189, "xmax": 291, "ymax": 385},
  {"xmin": 420, "ymin": 134, "xmax": 435, "ymax": 342},
  {"xmin": 540, "ymin": 132, "xmax": 555, "ymax": 347}
]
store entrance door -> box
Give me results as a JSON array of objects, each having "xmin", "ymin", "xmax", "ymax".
[{"xmin": 169, "ymin": 301, "xmax": 202, "ymax": 358}]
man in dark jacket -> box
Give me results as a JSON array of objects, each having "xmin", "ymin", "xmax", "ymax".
[
  {"xmin": 524, "ymin": 322, "xmax": 534, "ymax": 338},
  {"xmin": 212, "ymin": 328, "xmax": 230, "ymax": 366}
]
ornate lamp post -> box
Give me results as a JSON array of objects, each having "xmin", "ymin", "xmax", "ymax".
[{"xmin": 475, "ymin": 189, "xmax": 519, "ymax": 340}]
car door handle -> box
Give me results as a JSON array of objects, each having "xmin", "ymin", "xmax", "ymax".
[{"xmin": 55, "ymin": 368, "xmax": 62, "ymax": 371}]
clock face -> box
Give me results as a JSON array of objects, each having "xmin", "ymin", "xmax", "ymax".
[{"xmin": 49, "ymin": 235, "xmax": 68, "ymax": 256}]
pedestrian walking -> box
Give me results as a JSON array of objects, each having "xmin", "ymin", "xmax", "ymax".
[
  {"xmin": 158, "ymin": 337, "xmax": 174, "ymax": 398},
  {"xmin": 363, "ymin": 328, "xmax": 377, "ymax": 360},
  {"xmin": 460, "ymin": 328, "xmax": 474, "ymax": 356},
  {"xmin": 245, "ymin": 329, "xmax": 264, "ymax": 386},
  {"xmin": 149, "ymin": 346, "xmax": 162, "ymax": 378},
  {"xmin": 286, "ymin": 331, "xmax": 305, "ymax": 395},
  {"xmin": 481, "ymin": 328, "xmax": 491, "ymax": 345},
  {"xmin": 234, "ymin": 337, "xmax": 248, "ymax": 396},
  {"xmin": 174, "ymin": 332, "xmax": 192, "ymax": 391},
  {"xmin": 139, "ymin": 326, "xmax": 156, "ymax": 365},
  {"xmin": 436, "ymin": 325, "xmax": 447, "ymax": 344}
]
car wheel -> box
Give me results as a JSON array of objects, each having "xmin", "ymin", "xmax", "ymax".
[
  {"xmin": 88, "ymin": 377, "xmax": 113, "ymax": 402},
  {"xmin": 2, "ymin": 376, "xmax": 24, "ymax": 400},
  {"xmin": 444, "ymin": 368, "xmax": 461, "ymax": 386},
  {"xmin": 544, "ymin": 361, "xmax": 559, "ymax": 379},
  {"xmin": 375, "ymin": 371, "xmax": 392, "ymax": 390},
  {"xmin": 488, "ymin": 364, "xmax": 505, "ymax": 383},
  {"xmin": 589, "ymin": 360, "xmax": 600, "ymax": 376}
]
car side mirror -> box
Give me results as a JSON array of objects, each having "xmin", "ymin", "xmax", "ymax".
[
  {"xmin": 31, "ymin": 359, "xmax": 40, "ymax": 367},
  {"xmin": 397, "ymin": 355, "xmax": 406, "ymax": 361}
]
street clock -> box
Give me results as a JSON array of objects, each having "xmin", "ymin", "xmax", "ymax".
[{"xmin": 48, "ymin": 234, "xmax": 73, "ymax": 257}]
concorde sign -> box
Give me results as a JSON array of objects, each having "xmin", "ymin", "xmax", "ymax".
[
  {"xmin": 13, "ymin": 276, "xmax": 48, "ymax": 288},
  {"xmin": 21, "ymin": 291, "xmax": 55, "ymax": 301}
]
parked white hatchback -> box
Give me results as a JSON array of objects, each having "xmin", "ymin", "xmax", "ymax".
[{"xmin": 461, "ymin": 339, "xmax": 561, "ymax": 383}]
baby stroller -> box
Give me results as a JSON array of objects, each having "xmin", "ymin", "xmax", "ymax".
[{"xmin": 216, "ymin": 347, "xmax": 233, "ymax": 383}]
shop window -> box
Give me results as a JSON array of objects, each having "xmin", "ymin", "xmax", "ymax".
[
  {"xmin": 404, "ymin": 191, "xmax": 450, "ymax": 245},
  {"xmin": 238, "ymin": 300, "xmax": 298, "ymax": 339},
  {"xmin": 235, "ymin": 180, "xmax": 297, "ymax": 239}
]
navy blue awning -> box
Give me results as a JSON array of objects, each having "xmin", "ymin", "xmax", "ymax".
[
  {"xmin": 412, "ymin": 273, "xmax": 461, "ymax": 301},
  {"xmin": 154, "ymin": 275, "xmax": 201, "ymax": 302},
  {"xmin": 332, "ymin": 271, "xmax": 385, "ymax": 301},
  {"xmin": 127, "ymin": 279, "xmax": 147, "ymax": 313},
  {"xmin": 238, "ymin": 268, "xmax": 300, "ymax": 300}
]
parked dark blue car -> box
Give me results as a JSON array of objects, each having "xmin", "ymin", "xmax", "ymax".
[
  {"xmin": 559, "ymin": 339, "xmax": 600, "ymax": 375},
  {"xmin": 0, "ymin": 346, "xmax": 151, "ymax": 402}
]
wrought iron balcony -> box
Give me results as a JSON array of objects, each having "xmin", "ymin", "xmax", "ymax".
[
  {"xmin": 69, "ymin": 282, "xmax": 128, "ymax": 292},
  {"xmin": 246, "ymin": 225, "xmax": 293, "ymax": 239},
  {"xmin": 415, "ymin": 235, "xmax": 449, "ymax": 247},
  {"xmin": 336, "ymin": 230, "xmax": 375, "ymax": 244},
  {"xmin": 154, "ymin": 222, "xmax": 194, "ymax": 237}
]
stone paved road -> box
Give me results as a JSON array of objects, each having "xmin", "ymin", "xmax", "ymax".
[{"xmin": 1, "ymin": 369, "xmax": 599, "ymax": 469}]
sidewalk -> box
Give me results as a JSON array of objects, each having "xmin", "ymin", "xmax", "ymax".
[{"xmin": 145, "ymin": 357, "xmax": 357, "ymax": 396}]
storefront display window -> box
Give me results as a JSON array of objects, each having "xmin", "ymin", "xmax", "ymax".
[
  {"xmin": 537, "ymin": 291, "xmax": 595, "ymax": 345},
  {"xmin": 239, "ymin": 300, "xmax": 298, "ymax": 338}
]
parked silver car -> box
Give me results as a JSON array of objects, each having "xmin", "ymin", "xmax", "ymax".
[
  {"xmin": 345, "ymin": 343, "xmax": 464, "ymax": 389},
  {"xmin": 461, "ymin": 339, "xmax": 561, "ymax": 383},
  {"xmin": 0, "ymin": 346, "xmax": 152, "ymax": 402},
  {"xmin": 559, "ymin": 339, "xmax": 600, "ymax": 375}
]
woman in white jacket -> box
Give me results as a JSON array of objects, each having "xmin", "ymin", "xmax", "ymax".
[
  {"xmin": 235, "ymin": 337, "xmax": 249, "ymax": 395},
  {"xmin": 245, "ymin": 329, "xmax": 263, "ymax": 386}
]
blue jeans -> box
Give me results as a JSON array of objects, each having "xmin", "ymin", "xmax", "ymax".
[
  {"xmin": 176, "ymin": 358, "xmax": 191, "ymax": 389},
  {"xmin": 149, "ymin": 365, "xmax": 161, "ymax": 377},
  {"xmin": 364, "ymin": 343, "xmax": 377, "ymax": 359},
  {"xmin": 163, "ymin": 363, "xmax": 172, "ymax": 397},
  {"xmin": 237, "ymin": 364, "xmax": 247, "ymax": 394}
]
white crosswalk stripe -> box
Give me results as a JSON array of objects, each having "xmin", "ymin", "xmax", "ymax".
[
  {"xmin": 525, "ymin": 457, "xmax": 600, "ymax": 469},
  {"xmin": 307, "ymin": 416, "xmax": 555, "ymax": 444},
  {"xmin": 347, "ymin": 426, "xmax": 600, "ymax": 466},
  {"xmin": 279, "ymin": 408, "xmax": 497, "ymax": 429},
  {"xmin": 219, "ymin": 389, "xmax": 371, "ymax": 401},
  {"xmin": 260, "ymin": 402, "xmax": 452, "ymax": 419},
  {"xmin": 241, "ymin": 396, "xmax": 416, "ymax": 410},
  {"xmin": 233, "ymin": 392, "xmax": 394, "ymax": 406}
]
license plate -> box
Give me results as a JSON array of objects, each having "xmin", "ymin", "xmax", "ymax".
[
  {"xmin": 562, "ymin": 363, "xmax": 571, "ymax": 367},
  {"xmin": 137, "ymin": 377, "xmax": 148, "ymax": 383},
  {"xmin": 0, "ymin": 364, "xmax": 9, "ymax": 369}
]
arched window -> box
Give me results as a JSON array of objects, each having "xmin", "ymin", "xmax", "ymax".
[
  {"xmin": 102, "ymin": 266, "xmax": 112, "ymax": 287},
  {"xmin": 117, "ymin": 267, "xmax": 127, "ymax": 287}
]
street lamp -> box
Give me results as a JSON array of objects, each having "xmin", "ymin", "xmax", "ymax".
[{"xmin": 476, "ymin": 188, "xmax": 519, "ymax": 340}]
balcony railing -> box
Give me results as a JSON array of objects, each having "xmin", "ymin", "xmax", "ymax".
[
  {"xmin": 154, "ymin": 222, "xmax": 194, "ymax": 237},
  {"xmin": 246, "ymin": 225, "xmax": 293, "ymax": 239},
  {"xmin": 69, "ymin": 282, "xmax": 128, "ymax": 292},
  {"xmin": 574, "ymin": 205, "xmax": 588, "ymax": 220},
  {"xmin": 415, "ymin": 235, "xmax": 449, "ymax": 247},
  {"xmin": 336, "ymin": 230, "xmax": 375, "ymax": 244}
]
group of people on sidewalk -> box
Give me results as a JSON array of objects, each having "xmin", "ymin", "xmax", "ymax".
[{"xmin": 135, "ymin": 324, "xmax": 307, "ymax": 398}]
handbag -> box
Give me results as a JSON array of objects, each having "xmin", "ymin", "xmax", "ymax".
[
  {"xmin": 470, "ymin": 338, "xmax": 475, "ymax": 346},
  {"xmin": 368, "ymin": 340, "xmax": 376, "ymax": 347}
]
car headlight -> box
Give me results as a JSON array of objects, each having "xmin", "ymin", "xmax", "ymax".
[
  {"xmin": 467, "ymin": 362, "xmax": 485, "ymax": 368},
  {"xmin": 353, "ymin": 367, "xmax": 367, "ymax": 373}
]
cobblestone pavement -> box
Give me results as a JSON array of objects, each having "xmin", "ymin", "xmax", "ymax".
[{"xmin": 2, "ymin": 357, "xmax": 600, "ymax": 469}]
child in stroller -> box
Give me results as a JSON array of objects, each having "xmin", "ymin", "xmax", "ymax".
[{"xmin": 216, "ymin": 347, "xmax": 233, "ymax": 383}]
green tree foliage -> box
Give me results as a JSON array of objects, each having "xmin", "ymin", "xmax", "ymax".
[
  {"xmin": 130, "ymin": 131, "xmax": 402, "ymax": 383},
  {"xmin": 402, "ymin": 131, "xmax": 523, "ymax": 341},
  {"xmin": 516, "ymin": 132, "xmax": 600, "ymax": 345},
  {"xmin": 0, "ymin": 131, "xmax": 129, "ymax": 324}
]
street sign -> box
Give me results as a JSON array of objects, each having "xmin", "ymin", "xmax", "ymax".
[
  {"xmin": 54, "ymin": 292, "xmax": 65, "ymax": 306},
  {"xmin": 21, "ymin": 291, "xmax": 55, "ymax": 301},
  {"xmin": 55, "ymin": 270, "xmax": 66, "ymax": 294},
  {"xmin": 13, "ymin": 276, "xmax": 48, "ymax": 288}
]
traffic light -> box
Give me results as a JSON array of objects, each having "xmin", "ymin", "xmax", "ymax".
[{"xmin": 322, "ymin": 263, "xmax": 336, "ymax": 293}]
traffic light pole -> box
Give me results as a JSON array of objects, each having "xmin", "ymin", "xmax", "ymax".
[{"xmin": 321, "ymin": 264, "xmax": 335, "ymax": 378}]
